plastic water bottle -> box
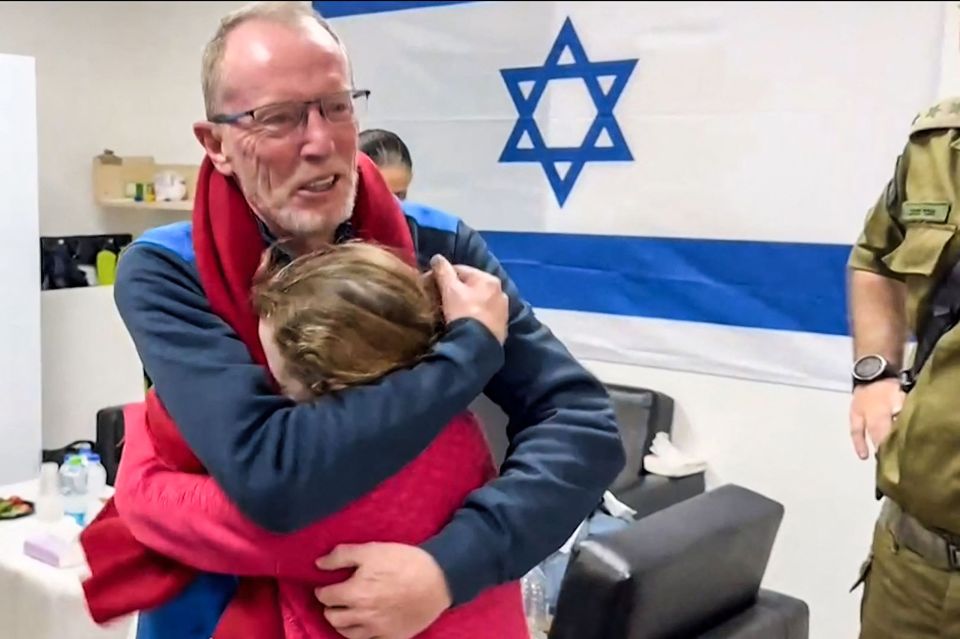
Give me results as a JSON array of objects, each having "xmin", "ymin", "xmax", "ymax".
[
  {"xmin": 521, "ymin": 565, "xmax": 551, "ymax": 638},
  {"xmin": 84, "ymin": 453, "xmax": 107, "ymax": 524},
  {"xmin": 59, "ymin": 455, "xmax": 88, "ymax": 526}
]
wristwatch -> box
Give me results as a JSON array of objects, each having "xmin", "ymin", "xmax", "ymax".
[{"xmin": 852, "ymin": 354, "xmax": 899, "ymax": 387}]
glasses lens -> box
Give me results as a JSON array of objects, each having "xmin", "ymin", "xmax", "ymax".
[
  {"xmin": 252, "ymin": 103, "xmax": 304, "ymax": 135},
  {"xmin": 248, "ymin": 91, "xmax": 370, "ymax": 133},
  {"xmin": 351, "ymin": 91, "xmax": 369, "ymax": 120},
  {"xmin": 323, "ymin": 91, "xmax": 362, "ymax": 123}
]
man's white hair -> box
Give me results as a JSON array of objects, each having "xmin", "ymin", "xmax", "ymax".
[{"xmin": 201, "ymin": 1, "xmax": 349, "ymax": 117}]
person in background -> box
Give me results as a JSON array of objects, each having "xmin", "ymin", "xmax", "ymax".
[
  {"xmin": 847, "ymin": 97, "xmax": 960, "ymax": 638},
  {"xmin": 360, "ymin": 128, "xmax": 413, "ymax": 200}
]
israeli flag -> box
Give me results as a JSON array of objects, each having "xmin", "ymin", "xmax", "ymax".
[{"xmin": 317, "ymin": 1, "xmax": 943, "ymax": 391}]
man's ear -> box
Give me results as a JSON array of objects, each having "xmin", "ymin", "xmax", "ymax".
[{"xmin": 194, "ymin": 121, "xmax": 233, "ymax": 175}]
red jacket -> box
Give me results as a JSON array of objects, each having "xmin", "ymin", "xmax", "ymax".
[
  {"xmin": 79, "ymin": 154, "xmax": 526, "ymax": 638},
  {"xmin": 112, "ymin": 398, "xmax": 527, "ymax": 639}
]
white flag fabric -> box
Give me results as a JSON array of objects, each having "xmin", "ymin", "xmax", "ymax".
[{"xmin": 316, "ymin": 1, "xmax": 944, "ymax": 391}]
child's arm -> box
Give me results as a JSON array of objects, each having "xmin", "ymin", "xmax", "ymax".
[{"xmin": 112, "ymin": 415, "xmax": 334, "ymax": 582}]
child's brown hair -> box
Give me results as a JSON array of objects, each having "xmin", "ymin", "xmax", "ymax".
[{"xmin": 252, "ymin": 242, "xmax": 441, "ymax": 395}]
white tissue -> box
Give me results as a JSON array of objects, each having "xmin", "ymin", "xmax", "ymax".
[
  {"xmin": 643, "ymin": 432, "xmax": 707, "ymax": 478},
  {"xmin": 602, "ymin": 490, "xmax": 638, "ymax": 520}
]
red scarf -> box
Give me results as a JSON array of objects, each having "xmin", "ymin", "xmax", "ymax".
[{"xmin": 79, "ymin": 152, "xmax": 415, "ymax": 636}]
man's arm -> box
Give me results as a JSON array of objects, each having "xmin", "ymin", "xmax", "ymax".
[
  {"xmin": 847, "ymin": 149, "xmax": 909, "ymax": 459},
  {"xmin": 114, "ymin": 241, "xmax": 504, "ymax": 533},
  {"xmin": 847, "ymin": 269, "xmax": 907, "ymax": 459},
  {"xmin": 849, "ymin": 270, "xmax": 907, "ymax": 365},
  {"xmin": 419, "ymin": 221, "xmax": 626, "ymax": 605}
]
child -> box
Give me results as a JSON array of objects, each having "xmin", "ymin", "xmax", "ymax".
[
  {"xmin": 253, "ymin": 241, "xmax": 441, "ymax": 401},
  {"xmin": 107, "ymin": 242, "xmax": 528, "ymax": 639}
]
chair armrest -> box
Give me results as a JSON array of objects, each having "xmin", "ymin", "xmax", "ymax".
[
  {"xmin": 549, "ymin": 485, "xmax": 787, "ymax": 639},
  {"xmin": 698, "ymin": 589, "xmax": 810, "ymax": 639},
  {"xmin": 612, "ymin": 472, "xmax": 705, "ymax": 519}
]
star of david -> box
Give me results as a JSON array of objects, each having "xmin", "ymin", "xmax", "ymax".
[{"xmin": 498, "ymin": 17, "xmax": 638, "ymax": 206}]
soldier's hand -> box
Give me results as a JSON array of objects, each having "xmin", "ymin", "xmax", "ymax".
[
  {"xmin": 430, "ymin": 255, "xmax": 509, "ymax": 344},
  {"xmin": 849, "ymin": 378, "xmax": 905, "ymax": 460}
]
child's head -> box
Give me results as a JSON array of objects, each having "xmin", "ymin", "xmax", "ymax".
[{"xmin": 252, "ymin": 242, "xmax": 440, "ymax": 401}]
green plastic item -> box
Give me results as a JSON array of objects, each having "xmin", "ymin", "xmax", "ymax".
[{"xmin": 96, "ymin": 249, "xmax": 118, "ymax": 285}]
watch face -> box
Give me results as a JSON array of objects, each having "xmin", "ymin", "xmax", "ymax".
[{"xmin": 854, "ymin": 355, "xmax": 885, "ymax": 380}]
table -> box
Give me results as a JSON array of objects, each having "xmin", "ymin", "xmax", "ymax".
[{"xmin": 0, "ymin": 479, "xmax": 137, "ymax": 639}]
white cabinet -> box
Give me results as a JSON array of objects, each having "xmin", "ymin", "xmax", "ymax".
[{"xmin": 0, "ymin": 54, "xmax": 41, "ymax": 484}]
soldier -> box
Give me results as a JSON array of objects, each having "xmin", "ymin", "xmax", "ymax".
[{"xmin": 848, "ymin": 97, "xmax": 960, "ymax": 638}]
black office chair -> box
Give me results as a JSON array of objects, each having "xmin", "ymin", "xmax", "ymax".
[
  {"xmin": 549, "ymin": 484, "xmax": 809, "ymax": 639},
  {"xmin": 469, "ymin": 383, "xmax": 706, "ymax": 517}
]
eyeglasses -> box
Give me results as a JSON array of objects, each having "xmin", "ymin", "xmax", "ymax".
[{"xmin": 210, "ymin": 89, "xmax": 371, "ymax": 136}]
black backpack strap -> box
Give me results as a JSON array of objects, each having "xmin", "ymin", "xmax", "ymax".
[{"xmin": 902, "ymin": 255, "xmax": 960, "ymax": 392}]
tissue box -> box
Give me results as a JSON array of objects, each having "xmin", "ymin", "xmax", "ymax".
[{"xmin": 23, "ymin": 521, "xmax": 84, "ymax": 568}]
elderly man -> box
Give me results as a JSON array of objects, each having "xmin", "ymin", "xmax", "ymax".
[{"xmin": 113, "ymin": 2, "xmax": 624, "ymax": 638}]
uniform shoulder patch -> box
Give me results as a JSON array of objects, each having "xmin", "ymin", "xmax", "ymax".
[{"xmin": 910, "ymin": 97, "xmax": 960, "ymax": 135}]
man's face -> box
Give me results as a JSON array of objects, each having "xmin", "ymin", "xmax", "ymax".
[{"xmin": 196, "ymin": 19, "xmax": 359, "ymax": 244}]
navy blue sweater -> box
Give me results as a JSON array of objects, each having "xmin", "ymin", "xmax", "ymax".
[{"xmin": 115, "ymin": 200, "xmax": 624, "ymax": 638}]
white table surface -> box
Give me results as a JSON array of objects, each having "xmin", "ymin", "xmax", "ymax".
[{"xmin": 0, "ymin": 479, "xmax": 137, "ymax": 639}]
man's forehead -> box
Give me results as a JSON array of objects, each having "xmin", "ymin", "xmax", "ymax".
[
  {"xmin": 221, "ymin": 18, "xmax": 346, "ymax": 84},
  {"xmin": 216, "ymin": 19, "xmax": 349, "ymax": 112}
]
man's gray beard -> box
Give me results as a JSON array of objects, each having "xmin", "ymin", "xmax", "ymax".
[
  {"xmin": 284, "ymin": 168, "xmax": 359, "ymax": 241},
  {"xmin": 281, "ymin": 165, "xmax": 358, "ymax": 243}
]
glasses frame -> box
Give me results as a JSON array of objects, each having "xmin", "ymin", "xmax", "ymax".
[{"xmin": 209, "ymin": 89, "xmax": 371, "ymax": 132}]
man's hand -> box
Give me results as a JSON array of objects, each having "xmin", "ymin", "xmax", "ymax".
[
  {"xmin": 430, "ymin": 255, "xmax": 509, "ymax": 344},
  {"xmin": 315, "ymin": 543, "xmax": 452, "ymax": 639},
  {"xmin": 850, "ymin": 378, "xmax": 905, "ymax": 459}
]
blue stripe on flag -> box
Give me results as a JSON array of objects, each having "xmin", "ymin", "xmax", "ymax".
[
  {"xmin": 480, "ymin": 232, "xmax": 852, "ymax": 336},
  {"xmin": 313, "ymin": 1, "xmax": 478, "ymax": 18}
]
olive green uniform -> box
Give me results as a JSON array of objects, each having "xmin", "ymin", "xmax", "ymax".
[{"xmin": 850, "ymin": 97, "xmax": 960, "ymax": 638}]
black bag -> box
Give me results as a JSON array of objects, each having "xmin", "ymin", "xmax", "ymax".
[
  {"xmin": 41, "ymin": 440, "xmax": 96, "ymax": 466},
  {"xmin": 40, "ymin": 234, "xmax": 132, "ymax": 290},
  {"xmin": 95, "ymin": 406, "xmax": 126, "ymax": 486}
]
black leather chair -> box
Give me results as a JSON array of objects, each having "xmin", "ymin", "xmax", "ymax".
[
  {"xmin": 469, "ymin": 383, "xmax": 706, "ymax": 518},
  {"xmin": 549, "ymin": 484, "xmax": 809, "ymax": 639}
]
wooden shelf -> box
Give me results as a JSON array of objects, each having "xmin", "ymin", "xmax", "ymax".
[
  {"xmin": 98, "ymin": 198, "xmax": 193, "ymax": 212},
  {"xmin": 93, "ymin": 153, "xmax": 198, "ymax": 213}
]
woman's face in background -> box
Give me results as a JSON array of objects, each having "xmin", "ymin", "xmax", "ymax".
[{"xmin": 379, "ymin": 163, "xmax": 412, "ymax": 200}]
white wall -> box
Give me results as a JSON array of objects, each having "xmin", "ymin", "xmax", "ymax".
[
  {"xmin": 0, "ymin": 1, "xmax": 247, "ymax": 447},
  {"xmin": 0, "ymin": 54, "xmax": 42, "ymax": 484},
  {"xmin": 0, "ymin": 1, "xmax": 248, "ymax": 239},
  {"xmin": 40, "ymin": 286, "xmax": 145, "ymax": 448},
  {"xmin": 583, "ymin": 358, "xmax": 878, "ymax": 639},
  {"xmin": 939, "ymin": 0, "xmax": 960, "ymax": 98}
]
